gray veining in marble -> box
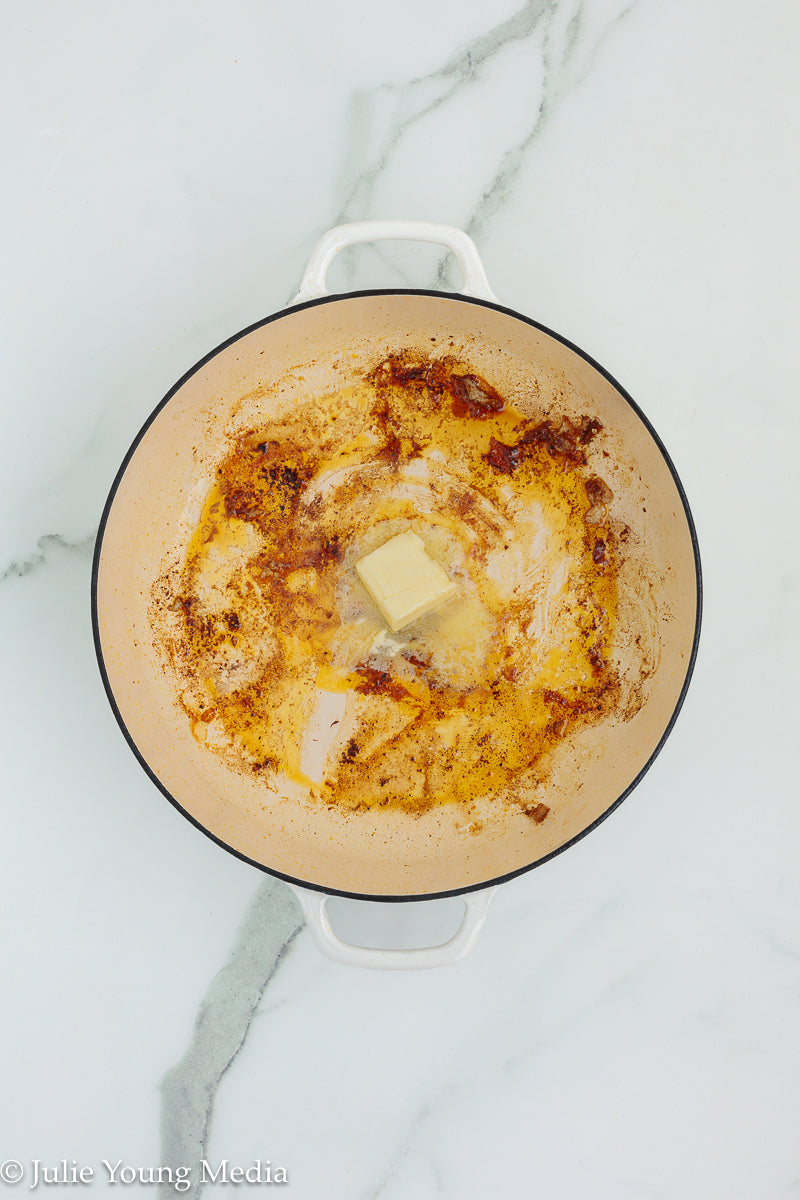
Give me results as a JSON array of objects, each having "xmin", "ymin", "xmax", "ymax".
[
  {"xmin": 365, "ymin": 1099, "xmax": 445, "ymax": 1200},
  {"xmin": 461, "ymin": 0, "xmax": 635, "ymax": 248},
  {"xmin": 336, "ymin": 0, "xmax": 635, "ymax": 293},
  {"xmin": 159, "ymin": 880, "xmax": 303, "ymax": 1199},
  {"xmin": 0, "ymin": 531, "xmax": 96, "ymax": 583},
  {"xmin": 336, "ymin": 0, "xmax": 557, "ymax": 227}
]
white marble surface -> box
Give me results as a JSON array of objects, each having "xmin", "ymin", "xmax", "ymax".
[{"xmin": 1, "ymin": 1, "xmax": 798, "ymax": 1196}]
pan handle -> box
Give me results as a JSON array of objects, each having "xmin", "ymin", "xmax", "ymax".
[
  {"xmin": 288, "ymin": 884, "xmax": 496, "ymax": 970},
  {"xmin": 292, "ymin": 220, "xmax": 498, "ymax": 305}
]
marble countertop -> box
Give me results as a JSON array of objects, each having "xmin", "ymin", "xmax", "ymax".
[{"xmin": 2, "ymin": 1, "xmax": 798, "ymax": 1196}]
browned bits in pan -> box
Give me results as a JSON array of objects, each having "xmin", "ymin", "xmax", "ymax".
[
  {"xmin": 449, "ymin": 373, "xmax": 505, "ymax": 419},
  {"xmin": 523, "ymin": 802, "xmax": 551, "ymax": 824},
  {"xmin": 369, "ymin": 353, "xmax": 503, "ymax": 419},
  {"xmin": 164, "ymin": 349, "xmax": 628, "ymax": 819},
  {"xmin": 354, "ymin": 664, "xmax": 410, "ymax": 701},
  {"xmin": 585, "ymin": 476, "xmax": 614, "ymax": 506},
  {"xmin": 584, "ymin": 475, "xmax": 614, "ymax": 524},
  {"xmin": 485, "ymin": 437, "xmax": 523, "ymax": 474},
  {"xmin": 482, "ymin": 414, "xmax": 605, "ymax": 476}
]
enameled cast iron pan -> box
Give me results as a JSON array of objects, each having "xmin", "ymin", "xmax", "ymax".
[{"xmin": 92, "ymin": 222, "xmax": 701, "ymax": 967}]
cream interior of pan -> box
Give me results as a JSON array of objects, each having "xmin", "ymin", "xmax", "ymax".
[{"xmin": 95, "ymin": 293, "xmax": 698, "ymax": 897}]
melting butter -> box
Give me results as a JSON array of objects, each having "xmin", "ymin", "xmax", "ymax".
[{"xmin": 355, "ymin": 530, "xmax": 458, "ymax": 632}]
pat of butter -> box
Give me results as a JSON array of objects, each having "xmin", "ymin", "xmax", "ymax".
[{"xmin": 355, "ymin": 531, "xmax": 458, "ymax": 632}]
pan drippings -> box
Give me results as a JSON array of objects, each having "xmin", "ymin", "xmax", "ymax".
[{"xmin": 156, "ymin": 353, "xmax": 625, "ymax": 817}]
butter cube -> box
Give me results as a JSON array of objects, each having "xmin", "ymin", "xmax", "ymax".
[{"xmin": 355, "ymin": 531, "xmax": 458, "ymax": 632}]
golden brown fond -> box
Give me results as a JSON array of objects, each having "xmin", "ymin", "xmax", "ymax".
[{"xmin": 157, "ymin": 353, "xmax": 627, "ymax": 818}]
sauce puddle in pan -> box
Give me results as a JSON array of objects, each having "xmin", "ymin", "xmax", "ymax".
[{"xmin": 152, "ymin": 352, "xmax": 642, "ymax": 821}]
